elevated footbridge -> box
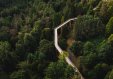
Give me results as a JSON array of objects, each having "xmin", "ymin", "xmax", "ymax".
[{"xmin": 54, "ymin": 18, "xmax": 84, "ymax": 79}]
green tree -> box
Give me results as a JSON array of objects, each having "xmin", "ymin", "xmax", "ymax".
[
  {"xmin": 98, "ymin": 40, "xmax": 113, "ymax": 64},
  {"xmin": 95, "ymin": 1, "xmax": 113, "ymax": 23},
  {"xmin": 24, "ymin": 33, "xmax": 37, "ymax": 52},
  {"xmin": 44, "ymin": 59, "xmax": 66, "ymax": 79},
  {"xmin": 93, "ymin": 63, "xmax": 110, "ymax": 79},
  {"xmin": 45, "ymin": 58, "xmax": 75, "ymax": 79},
  {"xmin": 30, "ymin": 20, "xmax": 44, "ymax": 43},
  {"xmin": 84, "ymin": 53, "xmax": 98, "ymax": 69},
  {"xmin": 40, "ymin": 28, "xmax": 53, "ymax": 41},
  {"xmin": 106, "ymin": 17, "xmax": 113, "ymax": 36},
  {"xmin": 70, "ymin": 41, "xmax": 83, "ymax": 56},
  {"xmin": 10, "ymin": 70, "xmax": 30, "ymax": 79},
  {"xmin": 104, "ymin": 71, "xmax": 111, "ymax": 79},
  {"xmin": 108, "ymin": 34, "xmax": 113, "ymax": 45},
  {"xmin": 10, "ymin": 61, "xmax": 31, "ymax": 79},
  {"xmin": 73, "ymin": 15, "xmax": 104, "ymax": 40},
  {"xmin": 99, "ymin": 1, "xmax": 109, "ymax": 23},
  {"xmin": 83, "ymin": 41, "xmax": 95, "ymax": 55},
  {"xmin": 52, "ymin": 12, "xmax": 62, "ymax": 28},
  {"xmin": 0, "ymin": 41, "xmax": 17, "ymax": 72},
  {"xmin": 64, "ymin": 65, "xmax": 74, "ymax": 79},
  {"xmin": 109, "ymin": 69, "xmax": 113, "ymax": 79},
  {"xmin": 59, "ymin": 39, "xmax": 67, "ymax": 50},
  {"xmin": 85, "ymin": 63, "xmax": 109, "ymax": 79},
  {"xmin": 0, "ymin": 17, "xmax": 11, "ymax": 26},
  {"xmin": 63, "ymin": 0, "xmax": 75, "ymax": 20},
  {"xmin": 0, "ymin": 31, "xmax": 10, "ymax": 41},
  {"xmin": 38, "ymin": 39, "xmax": 57, "ymax": 61},
  {"xmin": 16, "ymin": 33, "xmax": 37, "ymax": 60}
]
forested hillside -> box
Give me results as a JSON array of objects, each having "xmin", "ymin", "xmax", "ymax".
[{"xmin": 0, "ymin": 0, "xmax": 113, "ymax": 79}]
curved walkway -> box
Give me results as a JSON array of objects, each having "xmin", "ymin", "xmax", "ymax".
[{"xmin": 54, "ymin": 18, "xmax": 84, "ymax": 79}]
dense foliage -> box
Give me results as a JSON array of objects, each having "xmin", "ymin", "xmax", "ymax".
[{"xmin": 0, "ymin": 0, "xmax": 113, "ymax": 79}]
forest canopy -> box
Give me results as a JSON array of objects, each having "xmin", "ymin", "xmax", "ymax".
[{"xmin": 0, "ymin": 0, "xmax": 113, "ymax": 79}]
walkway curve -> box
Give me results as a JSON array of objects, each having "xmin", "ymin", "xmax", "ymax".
[{"xmin": 54, "ymin": 18, "xmax": 84, "ymax": 79}]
